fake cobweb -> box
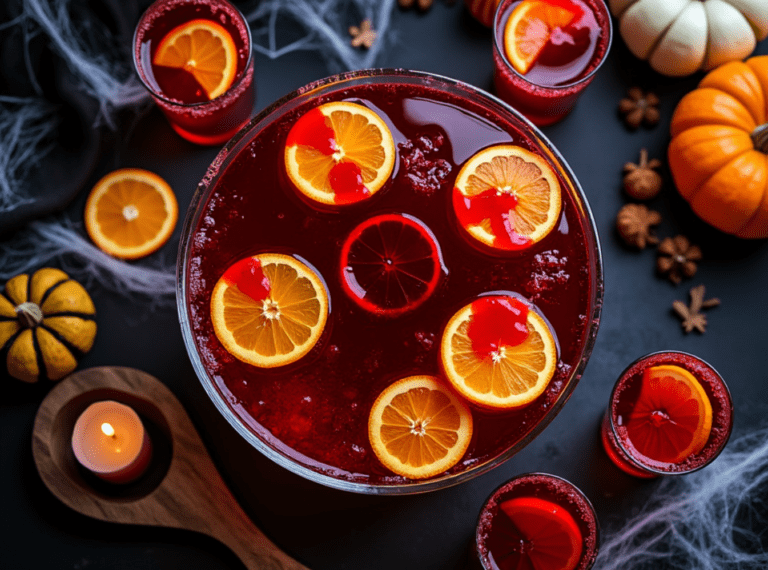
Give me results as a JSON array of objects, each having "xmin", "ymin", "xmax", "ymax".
[
  {"xmin": 0, "ymin": 219, "xmax": 177, "ymax": 305},
  {"xmin": 244, "ymin": 0, "xmax": 396, "ymax": 73},
  {"xmin": 594, "ymin": 426, "xmax": 768, "ymax": 570},
  {"xmin": 1, "ymin": 0, "xmax": 397, "ymax": 301}
]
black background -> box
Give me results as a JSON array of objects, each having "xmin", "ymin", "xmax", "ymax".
[{"xmin": 2, "ymin": 2, "xmax": 768, "ymax": 569}]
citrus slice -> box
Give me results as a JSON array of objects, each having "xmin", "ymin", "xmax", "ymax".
[
  {"xmin": 440, "ymin": 295, "xmax": 557, "ymax": 409},
  {"xmin": 496, "ymin": 497, "xmax": 583, "ymax": 570},
  {"xmin": 340, "ymin": 213, "xmax": 442, "ymax": 317},
  {"xmin": 625, "ymin": 365, "xmax": 713, "ymax": 464},
  {"xmin": 153, "ymin": 19, "xmax": 238, "ymax": 100},
  {"xmin": 368, "ymin": 375, "xmax": 473, "ymax": 479},
  {"xmin": 210, "ymin": 253, "xmax": 329, "ymax": 368},
  {"xmin": 452, "ymin": 145, "xmax": 561, "ymax": 252},
  {"xmin": 284, "ymin": 101, "xmax": 396, "ymax": 206},
  {"xmin": 503, "ymin": 0, "xmax": 580, "ymax": 75},
  {"xmin": 84, "ymin": 168, "xmax": 178, "ymax": 260}
]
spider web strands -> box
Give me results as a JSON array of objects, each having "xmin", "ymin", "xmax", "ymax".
[
  {"xmin": 0, "ymin": 96, "xmax": 59, "ymax": 214},
  {"xmin": 0, "ymin": 219, "xmax": 176, "ymax": 306},
  {"xmin": 21, "ymin": 0, "xmax": 150, "ymax": 128},
  {"xmin": 595, "ymin": 427, "xmax": 768, "ymax": 570},
  {"xmin": 244, "ymin": 0, "xmax": 397, "ymax": 72}
]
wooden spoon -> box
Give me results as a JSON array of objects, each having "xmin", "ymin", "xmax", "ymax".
[{"xmin": 32, "ymin": 366, "xmax": 309, "ymax": 570}]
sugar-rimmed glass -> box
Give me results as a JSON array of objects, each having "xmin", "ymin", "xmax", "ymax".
[{"xmin": 132, "ymin": 0, "xmax": 255, "ymax": 145}]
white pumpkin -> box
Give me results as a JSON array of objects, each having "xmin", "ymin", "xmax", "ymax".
[{"xmin": 609, "ymin": 0, "xmax": 768, "ymax": 76}]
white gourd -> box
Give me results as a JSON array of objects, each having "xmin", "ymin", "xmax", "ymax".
[
  {"xmin": 649, "ymin": 2, "xmax": 707, "ymax": 76},
  {"xmin": 703, "ymin": 0, "xmax": 756, "ymax": 70},
  {"xmin": 610, "ymin": 0, "xmax": 768, "ymax": 76}
]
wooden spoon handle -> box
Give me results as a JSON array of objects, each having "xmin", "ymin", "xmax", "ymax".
[
  {"xmin": 157, "ymin": 392, "xmax": 310, "ymax": 570},
  {"xmin": 206, "ymin": 487, "xmax": 309, "ymax": 570}
]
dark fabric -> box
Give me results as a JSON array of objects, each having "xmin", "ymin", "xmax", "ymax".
[{"xmin": 0, "ymin": 0, "xmax": 150, "ymax": 235}]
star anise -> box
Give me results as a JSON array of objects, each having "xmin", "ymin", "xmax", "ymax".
[
  {"xmin": 619, "ymin": 88, "xmax": 660, "ymax": 129},
  {"xmin": 624, "ymin": 148, "xmax": 663, "ymax": 200},
  {"xmin": 616, "ymin": 203, "xmax": 661, "ymax": 249},
  {"xmin": 672, "ymin": 284, "xmax": 720, "ymax": 334},
  {"xmin": 657, "ymin": 235, "xmax": 702, "ymax": 284},
  {"xmin": 399, "ymin": 0, "xmax": 434, "ymax": 10},
  {"xmin": 349, "ymin": 19, "xmax": 377, "ymax": 49}
]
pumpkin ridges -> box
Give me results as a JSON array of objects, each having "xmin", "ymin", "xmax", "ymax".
[
  {"xmin": 0, "ymin": 321, "xmax": 19, "ymax": 348},
  {"xmin": 5, "ymin": 274, "xmax": 29, "ymax": 306},
  {"xmin": 41, "ymin": 318, "xmax": 96, "ymax": 354},
  {"xmin": 745, "ymin": 56, "xmax": 768, "ymax": 113},
  {"xmin": 36, "ymin": 327, "xmax": 78, "ymax": 381},
  {"xmin": 30, "ymin": 269, "xmax": 69, "ymax": 306},
  {"xmin": 36, "ymin": 278, "xmax": 72, "ymax": 309},
  {"xmin": 41, "ymin": 281, "xmax": 96, "ymax": 315},
  {"xmin": 690, "ymin": 150, "xmax": 768, "ymax": 235},
  {"xmin": 648, "ymin": 1, "xmax": 707, "ymax": 77},
  {"xmin": 670, "ymin": 88, "xmax": 756, "ymax": 137},
  {"xmin": 7, "ymin": 329, "xmax": 39, "ymax": 383},
  {"xmin": 0, "ymin": 295, "xmax": 15, "ymax": 319},
  {"xmin": 700, "ymin": 60, "xmax": 766, "ymax": 125},
  {"xmin": 667, "ymin": 125, "xmax": 754, "ymax": 200}
]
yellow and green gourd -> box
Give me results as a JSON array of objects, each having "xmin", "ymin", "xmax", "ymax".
[{"xmin": 0, "ymin": 268, "xmax": 97, "ymax": 383}]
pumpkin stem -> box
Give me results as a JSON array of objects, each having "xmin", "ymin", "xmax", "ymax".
[
  {"xmin": 752, "ymin": 123, "xmax": 768, "ymax": 153},
  {"xmin": 16, "ymin": 302, "xmax": 43, "ymax": 328}
]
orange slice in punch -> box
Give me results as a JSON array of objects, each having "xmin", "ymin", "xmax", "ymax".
[
  {"xmin": 84, "ymin": 168, "xmax": 178, "ymax": 260},
  {"xmin": 284, "ymin": 101, "xmax": 396, "ymax": 206},
  {"xmin": 153, "ymin": 19, "xmax": 238, "ymax": 100},
  {"xmin": 625, "ymin": 365, "xmax": 713, "ymax": 464},
  {"xmin": 340, "ymin": 214, "xmax": 442, "ymax": 317},
  {"xmin": 440, "ymin": 295, "xmax": 557, "ymax": 410},
  {"xmin": 504, "ymin": 0, "xmax": 580, "ymax": 75},
  {"xmin": 368, "ymin": 375, "xmax": 473, "ymax": 479},
  {"xmin": 496, "ymin": 497, "xmax": 583, "ymax": 570},
  {"xmin": 210, "ymin": 254, "xmax": 329, "ymax": 368},
  {"xmin": 452, "ymin": 145, "xmax": 561, "ymax": 252}
]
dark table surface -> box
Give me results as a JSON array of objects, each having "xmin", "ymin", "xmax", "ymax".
[{"xmin": 3, "ymin": 3, "xmax": 768, "ymax": 569}]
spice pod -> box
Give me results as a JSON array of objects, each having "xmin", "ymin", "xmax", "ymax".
[{"xmin": 31, "ymin": 366, "xmax": 308, "ymax": 570}]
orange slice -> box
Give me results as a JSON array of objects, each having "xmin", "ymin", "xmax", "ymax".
[
  {"xmin": 504, "ymin": 0, "xmax": 579, "ymax": 75},
  {"xmin": 210, "ymin": 254, "xmax": 329, "ymax": 368},
  {"xmin": 84, "ymin": 168, "xmax": 178, "ymax": 260},
  {"xmin": 625, "ymin": 365, "xmax": 713, "ymax": 464},
  {"xmin": 452, "ymin": 145, "xmax": 561, "ymax": 252},
  {"xmin": 153, "ymin": 19, "xmax": 238, "ymax": 100},
  {"xmin": 497, "ymin": 497, "xmax": 583, "ymax": 570},
  {"xmin": 368, "ymin": 375, "xmax": 473, "ymax": 479},
  {"xmin": 284, "ymin": 101, "xmax": 396, "ymax": 206},
  {"xmin": 440, "ymin": 295, "xmax": 557, "ymax": 409}
]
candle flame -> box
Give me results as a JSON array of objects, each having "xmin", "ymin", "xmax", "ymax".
[{"xmin": 101, "ymin": 422, "xmax": 115, "ymax": 437}]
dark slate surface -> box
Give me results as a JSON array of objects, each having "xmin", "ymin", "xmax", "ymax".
[{"xmin": 2, "ymin": 3, "xmax": 767, "ymax": 569}]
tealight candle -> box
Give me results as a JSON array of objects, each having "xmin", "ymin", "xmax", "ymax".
[{"xmin": 71, "ymin": 400, "xmax": 152, "ymax": 483}]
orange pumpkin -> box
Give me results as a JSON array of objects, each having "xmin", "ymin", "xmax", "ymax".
[{"xmin": 668, "ymin": 55, "xmax": 768, "ymax": 239}]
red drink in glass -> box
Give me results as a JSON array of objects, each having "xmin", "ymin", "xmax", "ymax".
[
  {"xmin": 601, "ymin": 351, "xmax": 733, "ymax": 478},
  {"xmin": 133, "ymin": 0, "xmax": 255, "ymax": 145},
  {"xmin": 178, "ymin": 70, "xmax": 603, "ymax": 493},
  {"xmin": 493, "ymin": 0, "xmax": 612, "ymax": 126},
  {"xmin": 475, "ymin": 473, "xmax": 600, "ymax": 570}
]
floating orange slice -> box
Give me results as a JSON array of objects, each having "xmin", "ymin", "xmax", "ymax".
[
  {"xmin": 625, "ymin": 365, "xmax": 713, "ymax": 464},
  {"xmin": 504, "ymin": 0, "xmax": 579, "ymax": 75},
  {"xmin": 440, "ymin": 295, "xmax": 557, "ymax": 409},
  {"xmin": 284, "ymin": 101, "xmax": 396, "ymax": 206},
  {"xmin": 84, "ymin": 168, "xmax": 178, "ymax": 260},
  {"xmin": 368, "ymin": 375, "xmax": 473, "ymax": 479},
  {"xmin": 153, "ymin": 19, "xmax": 238, "ymax": 100},
  {"xmin": 497, "ymin": 497, "xmax": 583, "ymax": 570},
  {"xmin": 210, "ymin": 254, "xmax": 329, "ymax": 368},
  {"xmin": 453, "ymin": 145, "xmax": 561, "ymax": 252}
]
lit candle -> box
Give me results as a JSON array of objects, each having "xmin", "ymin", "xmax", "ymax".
[{"xmin": 71, "ymin": 400, "xmax": 152, "ymax": 483}]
